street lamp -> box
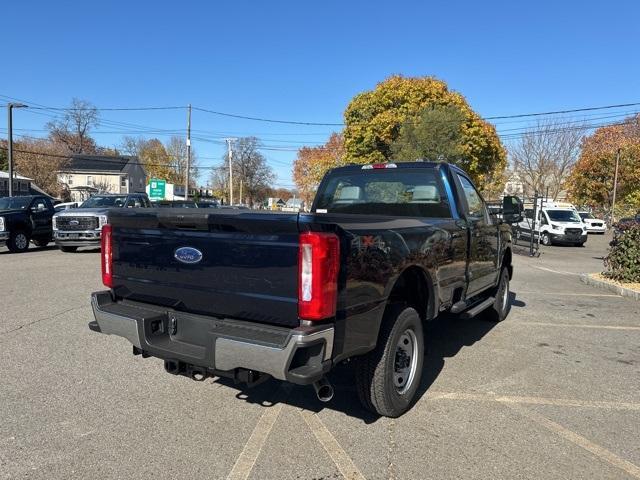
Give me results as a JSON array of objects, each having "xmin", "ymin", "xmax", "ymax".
[{"xmin": 7, "ymin": 102, "xmax": 28, "ymax": 197}]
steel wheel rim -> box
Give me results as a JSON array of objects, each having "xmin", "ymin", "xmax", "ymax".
[
  {"xmin": 15, "ymin": 234, "xmax": 27, "ymax": 250},
  {"xmin": 500, "ymin": 272, "xmax": 509, "ymax": 312},
  {"xmin": 393, "ymin": 329, "xmax": 419, "ymax": 395}
]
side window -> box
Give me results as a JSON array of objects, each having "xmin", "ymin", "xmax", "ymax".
[
  {"xmin": 540, "ymin": 212, "xmax": 548, "ymax": 225},
  {"xmin": 457, "ymin": 174, "xmax": 486, "ymax": 219},
  {"xmin": 126, "ymin": 197, "xmax": 142, "ymax": 208},
  {"xmin": 33, "ymin": 199, "xmax": 47, "ymax": 211}
]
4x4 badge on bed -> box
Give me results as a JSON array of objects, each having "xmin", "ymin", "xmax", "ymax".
[{"xmin": 174, "ymin": 247, "xmax": 203, "ymax": 264}]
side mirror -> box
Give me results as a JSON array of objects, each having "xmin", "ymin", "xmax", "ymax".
[{"xmin": 502, "ymin": 195, "xmax": 523, "ymax": 224}]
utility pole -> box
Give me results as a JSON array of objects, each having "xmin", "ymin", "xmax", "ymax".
[
  {"xmin": 611, "ymin": 148, "xmax": 621, "ymax": 224},
  {"xmin": 239, "ymin": 179, "xmax": 243, "ymax": 206},
  {"xmin": 6, "ymin": 103, "xmax": 27, "ymax": 197},
  {"xmin": 185, "ymin": 104, "xmax": 191, "ymax": 200},
  {"xmin": 225, "ymin": 138, "xmax": 237, "ymax": 205}
]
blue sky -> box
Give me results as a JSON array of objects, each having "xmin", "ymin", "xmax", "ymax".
[{"xmin": 2, "ymin": 0, "xmax": 639, "ymax": 187}]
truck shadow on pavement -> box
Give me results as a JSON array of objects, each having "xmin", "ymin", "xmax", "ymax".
[{"xmin": 214, "ymin": 292, "xmax": 525, "ymax": 423}]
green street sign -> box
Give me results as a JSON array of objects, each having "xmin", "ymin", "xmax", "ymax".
[{"xmin": 148, "ymin": 178, "xmax": 166, "ymax": 200}]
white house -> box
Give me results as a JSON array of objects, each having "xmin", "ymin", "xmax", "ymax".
[{"xmin": 58, "ymin": 154, "xmax": 147, "ymax": 202}]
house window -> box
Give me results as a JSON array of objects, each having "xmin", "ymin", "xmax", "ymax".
[
  {"xmin": 139, "ymin": 178, "xmax": 143, "ymax": 187},
  {"xmin": 121, "ymin": 176, "xmax": 127, "ymax": 187},
  {"xmin": 67, "ymin": 176, "xmax": 73, "ymax": 185},
  {"xmin": 87, "ymin": 176, "xmax": 94, "ymax": 187}
]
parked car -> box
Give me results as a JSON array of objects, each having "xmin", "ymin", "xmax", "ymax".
[
  {"xmin": 53, "ymin": 193, "xmax": 151, "ymax": 252},
  {"xmin": 88, "ymin": 161, "xmax": 522, "ymax": 417},
  {"xmin": 577, "ymin": 211, "xmax": 607, "ymax": 234},
  {"xmin": 614, "ymin": 213, "xmax": 640, "ymax": 239},
  {"xmin": 517, "ymin": 205, "xmax": 588, "ymax": 246},
  {"xmin": 0, "ymin": 195, "xmax": 55, "ymax": 252}
]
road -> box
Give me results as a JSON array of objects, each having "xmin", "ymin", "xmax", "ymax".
[{"xmin": 1, "ymin": 234, "xmax": 639, "ymax": 479}]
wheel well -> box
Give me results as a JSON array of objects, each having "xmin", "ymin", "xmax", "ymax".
[
  {"xmin": 502, "ymin": 247, "xmax": 513, "ymax": 279},
  {"xmin": 12, "ymin": 222, "xmax": 30, "ymax": 234},
  {"xmin": 388, "ymin": 266, "xmax": 432, "ymax": 320}
]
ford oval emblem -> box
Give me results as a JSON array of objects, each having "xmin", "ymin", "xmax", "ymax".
[{"xmin": 174, "ymin": 247, "xmax": 203, "ymax": 264}]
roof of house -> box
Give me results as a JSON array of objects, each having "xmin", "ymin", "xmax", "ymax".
[
  {"xmin": 0, "ymin": 171, "xmax": 32, "ymax": 181},
  {"xmin": 64, "ymin": 154, "xmax": 137, "ymax": 173}
]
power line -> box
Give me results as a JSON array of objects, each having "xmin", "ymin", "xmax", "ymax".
[
  {"xmin": 192, "ymin": 106, "xmax": 343, "ymax": 126},
  {"xmin": 29, "ymin": 106, "xmax": 185, "ymax": 112},
  {"xmin": 484, "ymin": 102, "xmax": 640, "ymax": 120}
]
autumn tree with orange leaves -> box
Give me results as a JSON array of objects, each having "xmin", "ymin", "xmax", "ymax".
[
  {"xmin": 567, "ymin": 115, "xmax": 640, "ymax": 216},
  {"xmin": 292, "ymin": 133, "xmax": 345, "ymax": 206}
]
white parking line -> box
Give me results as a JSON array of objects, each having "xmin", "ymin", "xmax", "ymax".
[
  {"xmin": 516, "ymin": 321, "xmax": 640, "ymax": 331},
  {"xmin": 505, "ymin": 402, "xmax": 640, "ymax": 479},
  {"xmin": 427, "ymin": 391, "xmax": 640, "ymax": 411},
  {"xmin": 516, "ymin": 291, "xmax": 620, "ymax": 297},
  {"xmin": 300, "ymin": 409, "xmax": 367, "ymax": 480},
  {"xmin": 226, "ymin": 387, "xmax": 289, "ymax": 480},
  {"xmin": 532, "ymin": 265, "xmax": 581, "ymax": 276}
]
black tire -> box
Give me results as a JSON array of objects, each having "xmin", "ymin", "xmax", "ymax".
[
  {"xmin": 355, "ymin": 305, "xmax": 424, "ymax": 418},
  {"xmin": 574, "ymin": 242, "xmax": 585, "ymax": 247},
  {"xmin": 60, "ymin": 246, "xmax": 78, "ymax": 253},
  {"xmin": 541, "ymin": 232, "xmax": 552, "ymax": 246},
  {"xmin": 7, "ymin": 230, "xmax": 30, "ymax": 253},
  {"xmin": 483, "ymin": 267, "xmax": 511, "ymax": 322},
  {"xmin": 33, "ymin": 237, "xmax": 51, "ymax": 247}
]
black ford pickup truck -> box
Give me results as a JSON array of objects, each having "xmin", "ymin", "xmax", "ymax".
[
  {"xmin": 0, "ymin": 195, "xmax": 55, "ymax": 252},
  {"xmin": 90, "ymin": 162, "xmax": 522, "ymax": 417}
]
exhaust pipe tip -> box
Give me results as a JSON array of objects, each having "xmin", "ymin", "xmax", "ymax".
[{"xmin": 313, "ymin": 377, "xmax": 334, "ymax": 403}]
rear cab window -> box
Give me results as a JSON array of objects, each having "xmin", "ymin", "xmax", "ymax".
[{"xmin": 314, "ymin": 167, "xmax": 452, "ymax": 218}]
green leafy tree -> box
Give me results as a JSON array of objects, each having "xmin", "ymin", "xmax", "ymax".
[
  {"xmin": 568, "ymin": 115, "xmax": 640, "ymax": 215},
  {"xmin": 343, "ymin": 75, "xmax": 507, "ymax": 193},
  {"xmin": 391, "ymin": 105, "xmax": 467, "ymax": 162}
]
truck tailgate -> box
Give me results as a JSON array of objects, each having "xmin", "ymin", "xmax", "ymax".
[{"xmin": 108, "ymin": 209, "xmax": 300, "ymax": 328}]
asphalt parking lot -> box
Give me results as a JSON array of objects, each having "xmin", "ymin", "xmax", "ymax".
[{"xmin": 1, "ymin": 234, "xmax": 639, "ymax": 480}]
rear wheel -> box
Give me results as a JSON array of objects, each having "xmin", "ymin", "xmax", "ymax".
[
  {"xmin": 8, "ymin": 231, "xmax": 30, "ymax": 253},
  {"xmin": 483, "ymin": 267, "xmax": 511, "ymax": 322},
  {"xmin": 60, "ymin": 246, "xmax": 78, "ymax": 253},
  {"xmin": 355, "ymin": 305, "xmax": 424, "ymax": 418}
]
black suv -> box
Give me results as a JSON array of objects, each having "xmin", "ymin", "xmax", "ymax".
[{"xmin": 0, "ymin": 195, "xmax": 55, "ymax": 252}]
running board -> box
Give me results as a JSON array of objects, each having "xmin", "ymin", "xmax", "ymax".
[{"xmin": 459, "ymin": 297, "xmax": 495, "ymax": 319}]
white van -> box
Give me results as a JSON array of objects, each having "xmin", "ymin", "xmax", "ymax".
[{"xmin": 517, "ymin": 203, "xmax": 588, "ymax": 247}]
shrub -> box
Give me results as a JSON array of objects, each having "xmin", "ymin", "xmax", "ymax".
[{"xmin": 604, "ymin": 221, "xmax": 640, "ymax": 282}]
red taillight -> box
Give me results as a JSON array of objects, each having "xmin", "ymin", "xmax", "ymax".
[
  {"xmin": 298, "ymin": 232, "xmax": 340, "ymax": 321},
  {"xmin": 101, "ymin": 224, "xmax": 113, "ymax": 288}
]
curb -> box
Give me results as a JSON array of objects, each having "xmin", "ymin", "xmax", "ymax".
[{"xmin": 580, "ymin": 274, "xmax": 640, "ymax": 301}]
